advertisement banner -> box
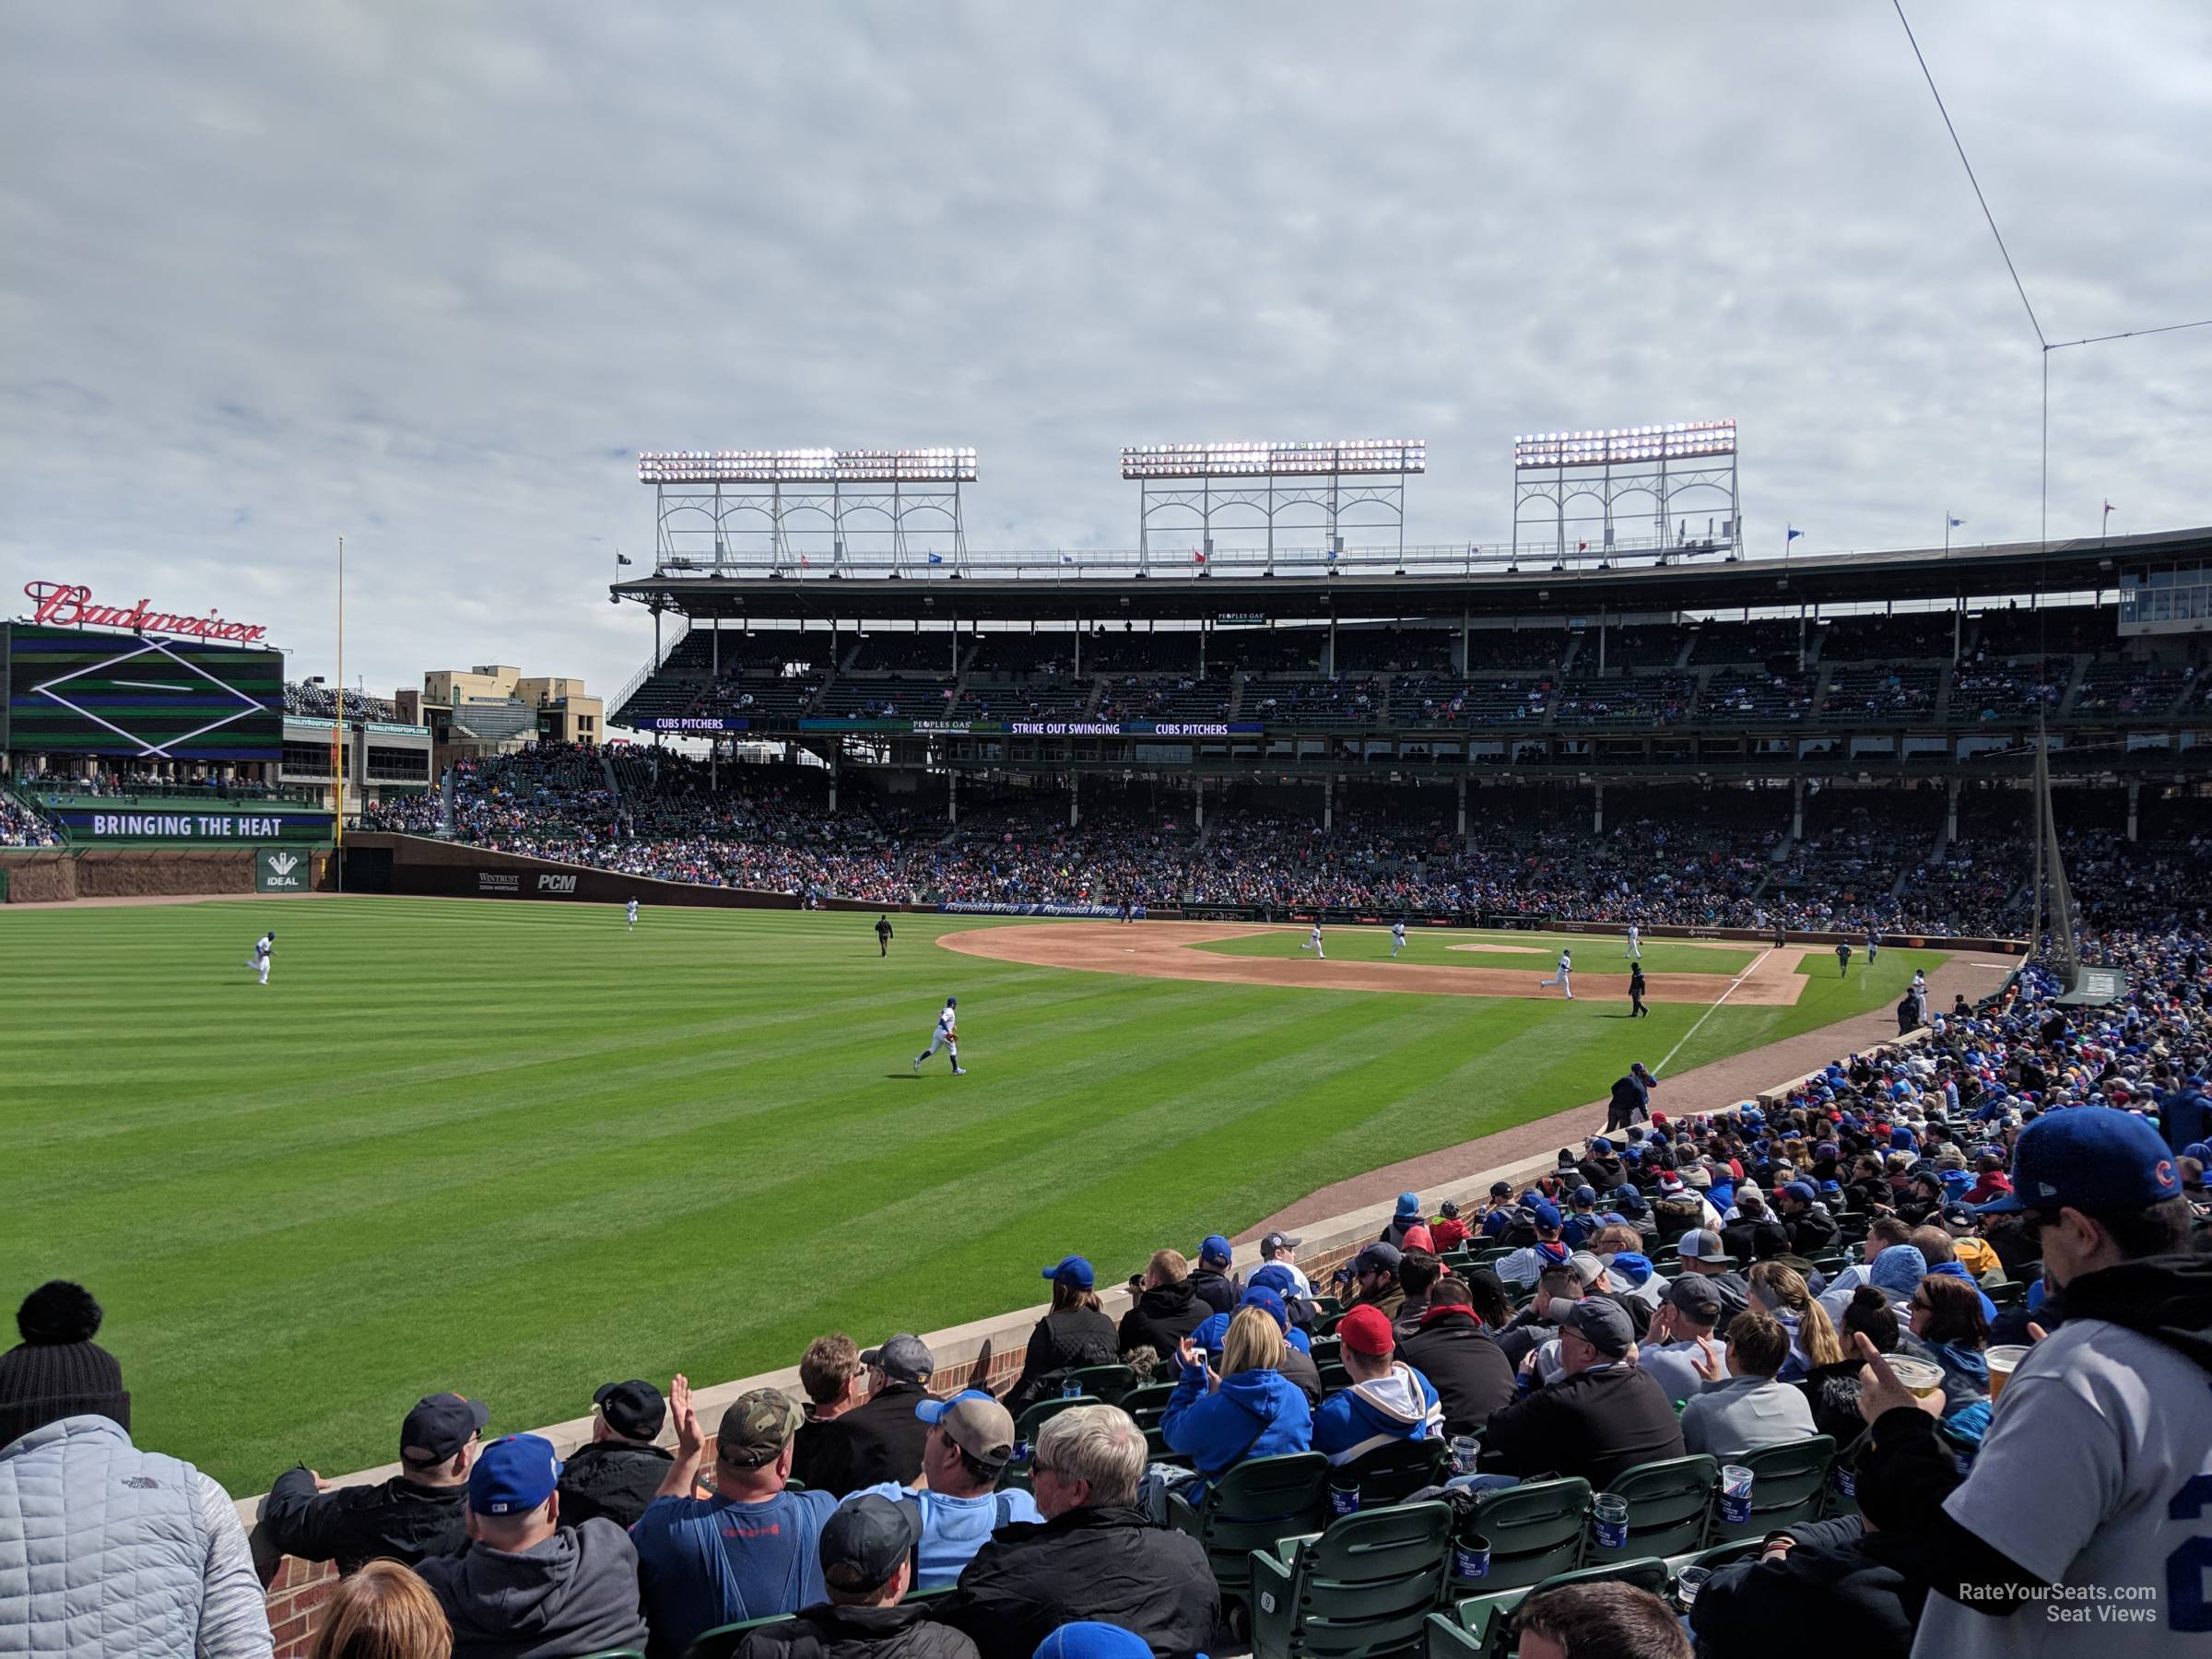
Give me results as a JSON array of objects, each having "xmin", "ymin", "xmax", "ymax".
[
  {"xmin": 54, "ymin": 806, "xmax": 334, "ymax": 845},
  {"xmin": 629, "ymin": 716, "xmax": 752, "ymax": 732},
  {"xmin": 254, "ymin": 846, "xmax": 311, "ymax": 892}
]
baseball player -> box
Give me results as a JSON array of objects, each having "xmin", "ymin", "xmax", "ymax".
[
  {"xmin": 1625, "ymin": 923, "xmax": 1641, "ymax": 960},
  {"xmin": 627, "ymin": 898, "xmax": 639, "ymax": 932},
  {"xmin": 1299, "ymin": 923, "xmax": 1325, "ymax": 959},
  {"xmin": 913, "ymin": 995, "xmax": 965, "ymax": 1075},
  {"xmin": 245, "ymin": 930, "xmax": 275, "ymax": 985},
  {"xmin": 1865, "ymin": 927, "xmax": 1880, "ymax": 964},
  {"xmin": 1390, "ymin": 920, "xmax": 1408, "ymax": 959},
  {"xmin": 1539, "ymin": 947, "xmax": 1573, "ymax": 998}
]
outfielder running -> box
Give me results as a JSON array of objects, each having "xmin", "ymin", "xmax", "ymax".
[
  {"xmin": 913, "ymin": 995, "xmax": 965, "ymax": 1075},
  {"xmin": 1390, "ymin": 920, "xmax": 1407, "ymax": 959},
  {"xmin": 627, "ymin": 898, "xmax": 639, "ymax": 932},
  {"xmin": 245, "ymin": 930, "xmax": 275, "ymax": 985},
  {"xmin": 1299, "ymin": 924, "xmax": 1325, "ymax": 959},
  {"xmin": 1540, "ymin": 947, "xmax": 1573, "ymax": 998},
  {"xmin": 1625, "ymin": 923, "xmax": 1641, "ymax": 960}
]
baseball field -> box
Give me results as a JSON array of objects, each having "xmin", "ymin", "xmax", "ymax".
[{"xmin": 3, "ymin": 897, "xmax": 1947, "ymax": 1493}]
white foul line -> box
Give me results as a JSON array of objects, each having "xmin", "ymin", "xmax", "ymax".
[{"xmin": 1653, "ymin": 947, "xmax": 1775, "ymax": 1080}]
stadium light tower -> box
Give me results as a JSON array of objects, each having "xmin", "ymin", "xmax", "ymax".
[
  {"xmin": 1120, "ymin": 440, "xmax": 1426, "ymax": 574},
  {"xmin": 1511, "ymin": 421, "xmax": 1740, "ymax": 569},
  {"xmin": 639, "ymin": 448, "xmax": 978, "ymax": 576}
]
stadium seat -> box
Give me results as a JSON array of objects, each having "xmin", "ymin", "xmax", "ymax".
[
  {"xmin": 1122, "ymin": 1381, "xmax": 1178, "ymax": 1416},
  {"xmin": 1307, "ymin": 1335, "xmax": 1342, "ymax": 1366},
  {"xmin": 1342, "ymin": 1436, "xmax": 1452, "ymax": 1508},
  {"xmin": 682, "ymin": 1615, "xmax": 783, "ymax": 1658},
  {"xmin": 1707, "ymin": 1436, "xmax": 1835, "ymax": 1543},
  {"xmin": 1013, "ymin": 1394, "xmax": 1100, "ymax": 1443},
  {"xmin": 1316, "ymin": 1360, "xmax": 1351, "ymax": 1394},
  {"xmin": 1250, "ymin": 1500, "xmax": 1454, "ymax": 1659},
  {"xmin": 1165, "ymin": 1451, "xmax": 1332, "ymax": 1608},
  {"xmin": 1064, "ymin": 1363, "xmax": 1137, "ymax": 1403},
  {"xmin": 1677, "ymin": 1537, "xmax": 1762, "ymax": 1574},
  {"xmin": 1438, "ymin": 1557, "xmax": 1673, "ymax": 1659},
  {"xmin": 1585, "ymin": 1454, "xmax": 1720, "ymax": 1563},
  {"xmin": 1450, "ymin": 1477, "xmax": 1592, "ymax": 1593}
]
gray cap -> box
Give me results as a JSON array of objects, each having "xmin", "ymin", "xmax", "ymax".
[
  {"xmin": 858, "ymin": 1335, "xmax": 935, "ymax": 1383},
  {"xmin": 1558, "ymin": 1298, "xmax": 1635, "ymax": 1359},
  {"xmin": 1665, "ymin": 1275, "xmax": 1724, "ymax": 1321},
  {"xmin": 1677, "ymin": 1229, "xmax": 1729, "ymax": 1263},
  {"xmin": 1567, "ymin": 1251, "xmax": 1608, "ymax": 1287}
]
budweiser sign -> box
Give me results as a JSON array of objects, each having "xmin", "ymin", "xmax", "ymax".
[{"xmin": 23, "ymin": 580, "xmax": 269, "ymax": 644}]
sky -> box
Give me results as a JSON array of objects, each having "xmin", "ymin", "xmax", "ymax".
[{"xmin": 3, "ymin": 1, "xmax": 2207, "ymax": 700}]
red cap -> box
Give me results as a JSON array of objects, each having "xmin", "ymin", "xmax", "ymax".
[{"xmin": 1337, "ymin": 1303, "xmax": 1395, "ymax": 1357}]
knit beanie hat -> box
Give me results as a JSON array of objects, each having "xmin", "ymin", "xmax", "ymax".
[{"xmin": 0, "ymin": 1282, "xmax": 130, "ymax": 1448}]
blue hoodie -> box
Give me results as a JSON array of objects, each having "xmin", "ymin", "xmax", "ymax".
[
  {"xmin": 1160, "ymin": 1364, "xmax": 1312, "ymax": 1500},
  {"xmin": 1310, "ymin": 1363, "xmax": 1443, "ymax": 1465},
  {"xmin": 1924, "ymin": 1259, "xmax": 1999, "ymax": 1324},
  {"xmin": 1191, "ymin": 1311, "xmax": 1312, "ymax": 1357}
]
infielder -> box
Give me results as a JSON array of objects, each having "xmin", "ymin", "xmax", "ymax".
[
  {"xmin": 1625, "ymin": 923, "xmax": 1641, "ymax": 960},
  {"xmin": 913, "ymin": 995, "xmax": 965, "ymax": 1075},
  {"xmin": 1390, "ymin": 920, "xmax": 1408, "ymax": 959},
  {"xmin": 1865, "ymin": 927, "xmax": 1880, "ymax": 964},
  {"xmin": 627, "ymin": 898, "xmax": 639, "ymax": 932},
  {"xmin": 1540, "ymin": 947, "xmax": 1573, "ymax": 998},
  {"xmin": 245, "ymin": 930, "xmax": 275, "ymax": 985},
  {"xmin": 1299, "ymin": 923, "xmax": 1325, "ymax": 959}
]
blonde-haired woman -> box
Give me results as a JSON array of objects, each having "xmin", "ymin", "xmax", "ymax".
[
  {"xmin": 1747, "ymin": 1261, "xmax": 1843, "ymax": 1382},
  {"xmin": 311, "ymin": 1560, "xmax": 453, "ymax": 1659},
  {"xmin": 1153, "ymin": 1302, "xmax": 1313, "ymax": 1512}
]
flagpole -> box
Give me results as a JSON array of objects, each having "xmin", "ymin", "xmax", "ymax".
[
  {"xmin": 1944, "ymin": 512, "xmax": 1950, "ymax": 555},
  {"xmin": 334, "ymin": 535, "xmax": 345, "ymax": 895}
]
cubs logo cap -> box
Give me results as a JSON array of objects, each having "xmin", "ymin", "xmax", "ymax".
[
  {"xmin": 469, "ymin": 1433, "xmax": 561, "ymax": 1515},
  {"xmin": 1974, "ymin": 1110, "xmax": 2182, "ymax": 1214}
]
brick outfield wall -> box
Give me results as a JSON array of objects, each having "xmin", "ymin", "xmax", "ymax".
[{"xmin": 246, "ymin": 1017, "xmax": 1940, "ymax": 1653}]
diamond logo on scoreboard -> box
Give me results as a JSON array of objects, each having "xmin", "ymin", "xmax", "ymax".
[{"xmin": 29, "ymin": 632, "xmax": 265, "ymax": 759}]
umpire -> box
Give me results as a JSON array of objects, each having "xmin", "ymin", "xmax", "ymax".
[
  {"xmin": 1628, "ymin": 961, "xmax": 1649, "ymax": 1018},
  {"xmin": 876, "ymin": 914, "xmax": 894, "ymax": 957}
]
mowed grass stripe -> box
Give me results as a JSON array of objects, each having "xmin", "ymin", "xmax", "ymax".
[{"xmin": 2, "ymin": 898, "xmax": 1935, "ymax": 1489}]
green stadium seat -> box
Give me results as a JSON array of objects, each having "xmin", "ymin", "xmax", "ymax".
[
  {"xmin": 1307, "ymin": 1335, "xmax": 1342, "ymax": 1366},
  {"xmin": 1707, "ymin": 1436, "xmax": 1834, "ymax": 1543},
  {"xmin": 1342, "ymin": 1436, "xmax": 1452, "ymax": 1509},
  {"xmin": 1586, "ymin": 1454, "xmax": 1719, "ymax": 1563},
  {"xmin": 1985, "ymin": 1278, "xmax": 2029, "ymax": 1309},
  {"xmin": 1450, "ymin": 1477, "xmax": 1591, "ymax": 1593},
  {"xmin": 1439, "ymin": 1556, "xmax": 1672, "ymax": 1659},
  {"xmin": 681, "ymin": 1615, "xmax": 783, "ymax": 1658},
  {"xmin": 1064, "ymin": 1363, "xmax": 1137, "ymax": 1403},
  {"xmin": 1121, "ymin": 1380, "xmax": 1178, "ymax": 1417},
  {"xmin": 1251, "ymin": 1500, "xmax": 1454, "ymax": 1659},
  {"xmin": 1676, "ymin": 1537, "xmax": 1762, "ymax": 1574},
  {"xmin": 1166, "ymin": 1451, "xmax": 1332, "ymax": 1608},
  {"xmin": 1013, "ymin": 1394, "xmax": 1099, "ymax": 1443},
  {"xmin": 1317, "ymin": 1361, "xmax": 1351, "ymax": 1394}
]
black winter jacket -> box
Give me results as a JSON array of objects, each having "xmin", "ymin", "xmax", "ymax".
[
  {"xmin": 1477, "ymin": 1364, "xmax": 1686, "ymax": 1490},
  {"xmin": 1394, "ymin": 1307, "xmax": 1518, "ymax": 1437},
  {"xmin": 1186, "ymin": 1268, "xmax": 1237, "ymax": 1318},
  {"xmin": 1691, "ymin": 1516, "xmax": 1925, "ymax": 1659},
  {"xmin": 260, "ymin": 1466, "xmax": 467, "ymax": 1574},
  {"xmin": 833, "ymin": 1382, "xmax": 934, "ymax": 1494},
  {"xmin": 557, "ymin": 1440, "xmax": 674, "ymax": 1529},
  {"xmin": 930, "ymin": 1504, "xmax": 1219, "ymax": 1659},
  {"xmin": 1118, "ymin": 1280, "xmax": 1209, "ymax": 1360},
  {"xmin": 737, "ymin": 1603, "xmax": 982, "ymax": 1659},
  {"xmin": 1003, "ymin": 1307, "xmax": 1121, "ymax": 1415},
  {"xmin": 1784, "ymin": 1205, "xmax": 1843, "ymax": 1254}
]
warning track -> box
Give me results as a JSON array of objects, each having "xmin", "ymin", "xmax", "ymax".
[{"xmin": 939, "ymin": 922, "xmax": 1821, "ymax": 1005}]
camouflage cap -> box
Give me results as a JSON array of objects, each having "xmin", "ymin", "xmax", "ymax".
[{"xmin": 716, "ymin": 1388, "xmax": 804, "ymax": 1468}]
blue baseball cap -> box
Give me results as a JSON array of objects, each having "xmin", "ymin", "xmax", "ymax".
[
  {"xmin": 1976, "ymin": 1110, "xmax": 2182, "ymax": 1213},
  {"xmin": 1246, "ymin": 1263, "xmax": 1301, "ymax": 1299},
  {"xmin": 1197, "ymin": 1234, "xmax": 1233, "ymax": 1265},
  {"xmin": 1527, "ymin": 1198, "xmax": 1562, "ymax": 1230},
  {"xmin": 469, "ymin": 1433, "xmax": 561, "ymax": 1516},
  {"xmin": 1238, "ymin": 1286, "xmax": 1289, "ymax": 1330},
  {"xmin": 1586, "ymin": 1136, "xmax": 1614, "ymax": 1154},
  {"xmin": 1041, "ymin": 1255, "xmax": 1094, "ymax": 1290},
  {"xmin": 1782, "ymin": 1180, "xmax": 1818, "ymax": 1203},
  {"xmin": 1035, "ymin": 1624, "xmax": 1154, "ymax": 1659},
  {"xmin": 1394, "ymin": 1192, "xmax": 1422, "ymax": 1217},
  {"xmin": 1571, "ymin": 1185, "xmax": 1597, "ymax": 1205}
]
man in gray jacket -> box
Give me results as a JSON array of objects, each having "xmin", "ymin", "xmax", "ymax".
[
  {"xmin": 1677, "ymin": 1307, "xmax": 1817, "ymax": 1459},
  {"xmin": 0, "ymin": 1280, "xmax": 272, "ymax": 1658},
  {"xmin": 415, "ymin": 1432, "xmax": 651, "ymax": 1659}
]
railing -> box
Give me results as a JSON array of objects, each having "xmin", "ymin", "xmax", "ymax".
[
  {"xmin": 635, "ymin": 535, "xmax": 2046, "ymax": 586},
  {"xmin": 606, "ymin": 613, "xmax": 691, "ymax": 724}
]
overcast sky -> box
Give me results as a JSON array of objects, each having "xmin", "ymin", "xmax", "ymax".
[{"xmin": 3, "ymin": 1, "xmax": 2207, "ymax": 699}]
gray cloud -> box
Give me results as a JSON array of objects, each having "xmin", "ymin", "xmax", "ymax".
[{"xmin": 2, "ymin": 0, "xmax": 2206, "ymax": 698}]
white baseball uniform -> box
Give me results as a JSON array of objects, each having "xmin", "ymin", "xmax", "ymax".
[
  {"xmin": 915, "ymin": 1000, "xmax": 963, "ymax": 1072},
  {"xmin": 627, "ymin": 899, "xmax": 639, "ymax": 931},
  {"xmin": 250, "ymin": 933, "xmax": 274, "ymax": 985},
  {"xmin": 1541, "ymin": 949, "xmax": 1572, "ymax": 997},
  {"xmin": 1627, "ymin": 924, "xmax": 1641, "ymax": 960},
  {"xmin": 1391, "ymin": 922, "xmax": 1407, "ymax": 959},
  {"xmin": 1300, "ymin": 924, "xmax": 1324, "ymax": 959}
]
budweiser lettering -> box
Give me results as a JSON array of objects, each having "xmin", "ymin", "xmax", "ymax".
[{"xmin": 24, "ymin": 580, "xmax": 268, "ymax": 644}]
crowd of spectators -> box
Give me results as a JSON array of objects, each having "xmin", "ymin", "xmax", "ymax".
[
  {"xmin": 0, "ymin": 787, "xmax": 63, "ymax": 846},
  {"xmin": 7, "ymin": 926, "xmax": 2206, "ymax": 1657},
  {"xmin": 361, "ymin": 748, "xmax": 2212, "ymax": 937}
]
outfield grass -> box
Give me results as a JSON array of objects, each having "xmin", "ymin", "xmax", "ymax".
[
  {"xmin": 1, "ymin": 898, "xmax": 1942, "ymax": 1493},
  {"xmin": 1196, "ymin": 927, "xmax": 1758, "ymax": 975}
]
